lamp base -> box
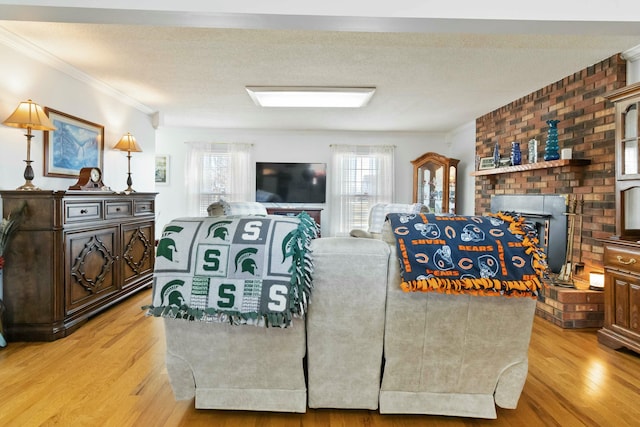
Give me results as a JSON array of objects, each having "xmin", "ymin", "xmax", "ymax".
[{"xmin": 16, "ymin": 180, "xmax": 40, "ymax": 191}]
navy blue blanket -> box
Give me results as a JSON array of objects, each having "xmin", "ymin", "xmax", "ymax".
[{"xmin": 387, "ymin": 212, "xmax": 546, "ymax": 298}]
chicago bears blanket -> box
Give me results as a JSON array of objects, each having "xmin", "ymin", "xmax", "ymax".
[
  {"xmin": 145, "ymin": 213, "xmax": 318, "ymax": 327},
  {"xmin": 387, "ymin": 212, "xmax": 546, "ymax": 298}
]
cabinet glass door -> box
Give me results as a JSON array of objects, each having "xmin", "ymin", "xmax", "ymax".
[
  {"xmin": 622, "ymin": 104, "xmax": 639, "ymax": 176},
  {"xmin": 449, "ymin": 165, "xmax": 457, "ymax": 213},
  {"xmin": 412, "ymin": 152, "xmax": 459, "ymax": 214}
]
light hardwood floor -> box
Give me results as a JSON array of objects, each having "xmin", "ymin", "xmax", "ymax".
[{"xmin": 1, "ymin": 288, "xmax": 639, "ymax": 427}]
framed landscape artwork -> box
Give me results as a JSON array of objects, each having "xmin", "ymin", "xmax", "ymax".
[
  {"xmin": 155, "ymin": 154, "xmax": 169, "ymax": 184},
  {"xmin": 44, "ymin": 108, "xmax": 104, "ymax": 178}
]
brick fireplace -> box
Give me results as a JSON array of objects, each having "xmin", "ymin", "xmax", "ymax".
[{"xmin": 474, "ymin": 53, "xmax": 626, "ymax": 281}]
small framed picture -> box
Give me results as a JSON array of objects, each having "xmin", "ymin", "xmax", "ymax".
[
  {"xmin": 155, "ymin": 155, "xmax": 169, "ymax": 185},
  {"xmin": 478, "ymin": 157, "xmax": 495, "ymax": 170}
]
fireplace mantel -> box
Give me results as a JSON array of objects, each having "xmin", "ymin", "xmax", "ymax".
[{"xmin": 470, "ymin": 159, "xmax": 591, "ymax": 177}]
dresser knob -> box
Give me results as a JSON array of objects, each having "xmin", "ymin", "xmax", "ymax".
[
  {"xmin": 616, "ymin": 255, "xmax": 637, "ymax": 265},
  {"xmin": 80, "ymin": 209, "xmax": 88, "ymax": 214}
]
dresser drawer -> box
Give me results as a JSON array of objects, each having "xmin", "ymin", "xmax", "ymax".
[
  {"xmin": 134, "ymin": 200, "xmax": 154, "ymax": 215},
  {"xmin": 604, "ymin": 243, "xmax": 640, "ymax": 275},
  {"xmin": 64, "ymin": 202, "xmax": 102, "ymax": 223},
  {"xmin": 105, "ymin": 201, "xmax": 132, "ymax": 218}
]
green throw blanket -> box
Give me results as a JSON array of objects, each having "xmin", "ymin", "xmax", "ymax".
[{"xmin": 145, "ymin": 213, "xmax": 318, "ymax": 327}]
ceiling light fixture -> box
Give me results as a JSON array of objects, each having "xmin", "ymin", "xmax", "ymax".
[{"xmin": 246, "ymin": 86, "xmax": 376, "ymax": 108}]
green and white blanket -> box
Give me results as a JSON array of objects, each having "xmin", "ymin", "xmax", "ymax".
[{"xmin": 146, "ymin": 213, "xmax": 318, "ymax": 327}]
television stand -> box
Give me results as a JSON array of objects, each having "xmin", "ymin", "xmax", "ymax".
[{"xmin": 266, "ymin": 207, "xmax": 322, "ymax": 236}]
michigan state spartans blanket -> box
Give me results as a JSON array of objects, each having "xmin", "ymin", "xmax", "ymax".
[
  {"xmin": 145, "ymin": 213, "xmax": 318, "ymax": 327},
  {"xmin": 387, "ymin": 212, "xmax": 546, "ymax": 298}
]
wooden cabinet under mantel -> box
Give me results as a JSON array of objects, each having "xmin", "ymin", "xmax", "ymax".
[{"xmin": 1, "ymin": 191, "xmax": 156, "ymax": 341}]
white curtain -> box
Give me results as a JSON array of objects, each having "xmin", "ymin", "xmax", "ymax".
[
  {"xmin": 185, "ymin": 142, "xmax": 253, "ymax": 216},
  {"xmin": 328, "ymin": 144, "xmax": 395, "ymax": 236}
]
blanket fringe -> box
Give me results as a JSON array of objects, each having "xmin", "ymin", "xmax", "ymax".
[{"xmin": 400, "ymin": 276, "xmax": 541, "ymax": 298}]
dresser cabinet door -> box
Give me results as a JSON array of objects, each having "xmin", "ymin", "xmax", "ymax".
[
  {"xmin": 65, "ymin": 226, "xmax": 118, "ymax": 315},
  {"xmin": 121, "ymin": 221, "xmax": 155, "ymax": 289},
  {"xmin": 607, "ymin": 270, "xmax": 640, "ymax": 338}
]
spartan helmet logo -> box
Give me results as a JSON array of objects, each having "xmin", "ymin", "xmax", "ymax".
[
  {"xmin": 157, "ymin": 225, "xmax": 183, "ymax": 262},
  {"xmin": 207, "ymin": 220, "xmax": 232, "ymax": 240},
  {"xmin": 160, "ymin": 279, "xmax": 185, "ymax": 306},
  {"xmin": 414, "ymin": 223, "xmax": 441, "ymax": 239},
  {"xmin": 478, "ymin": 254, "xmax": 499, "ymax": 278},
  {"xmin": 461, "ymin": 224, "xmax": 485, "ymax": 242},
  {"xmin": 235, "ymin": 247, "xmax": 259, "ymax": 275},
  {"xmin": 433, "ymin": 245, "xmax": 454, "ymax": 270}
]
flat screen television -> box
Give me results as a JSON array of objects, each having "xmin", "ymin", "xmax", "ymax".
[{"xmin": 256, "ymin": 162, "xmax": 327, "ymax": 203}]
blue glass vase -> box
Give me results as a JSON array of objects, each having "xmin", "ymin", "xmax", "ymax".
[
  {"xmin": 493, "ymin": 142, "xmax": 500, "ymax": 168},
  {"xmin": 510, "ymin": 142, "xmax": 522, "ymax": 166},
  {"xmin": 544, "ymin": 119, "xmax": 560, "ymax": 161}
]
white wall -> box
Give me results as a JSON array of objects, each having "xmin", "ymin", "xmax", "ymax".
[
  {"xmin": 448, "ymin": 120, "xmax": 476, "ymax": 216},
  {"xmin": 0, "ymin": 42, "xmax": 156, "ymax": 199},
  {"xmin": 154, "ymin": 127, "xmax": 453, "ymax": 236},
  {"xmin": 0, "ymin": 41, "xmax": 155, "ymax": 300}
]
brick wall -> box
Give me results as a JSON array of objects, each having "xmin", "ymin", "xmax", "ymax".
[{"xmin": 474, "ymin": 54, "xmax": 626, "ymax": 275}]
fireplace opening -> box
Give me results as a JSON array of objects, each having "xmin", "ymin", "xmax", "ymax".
[{"xmin": 490, "ymin": 194, "xmax": 568, "ymax": 274}]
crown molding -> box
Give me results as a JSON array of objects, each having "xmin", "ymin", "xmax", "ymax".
[
  {"xmin": 0, "ymin": 26, "xmax": 155, "ymax": 115},
  {"xmin": 622, "ymin": 43, "xmax": 640, "ymax": 62}
]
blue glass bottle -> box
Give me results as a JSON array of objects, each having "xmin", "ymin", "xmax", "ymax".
[
  {"xmin": 544, "ymin": 120, "xmax": 560, "ymax": 161},
  {"xmin": 510, "ymin": 142, "xmax": 522, "ymax": 166},
  {"xmin": 493, "ymin": 142, "xmax": 500, "ymax": 168}
]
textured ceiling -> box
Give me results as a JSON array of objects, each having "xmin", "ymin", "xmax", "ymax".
[{"xmin": 1, "ymin": 3, "xmax": 640, "ymax": 132}]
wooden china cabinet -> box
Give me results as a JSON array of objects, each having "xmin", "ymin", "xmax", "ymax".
[
  {"xmin": 411, "ymin": 152, "xmax": 459, "ymax": 214},
  {"xmin": 1, "ymin": 191, "xmax": 156, "ymax": 341},
  {"xmin": 598, "ymin": 82, "xmax": 640, "ymax": 353}
]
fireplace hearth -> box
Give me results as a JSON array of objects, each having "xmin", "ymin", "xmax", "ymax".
[{"xmin": 490, "ymin": 194, "xmax": 568, "ymax": 274}]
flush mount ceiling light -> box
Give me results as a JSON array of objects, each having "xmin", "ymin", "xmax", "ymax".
[{"xmin": 246, "ymin": 86, "xmax": 376, "ymax": 108}]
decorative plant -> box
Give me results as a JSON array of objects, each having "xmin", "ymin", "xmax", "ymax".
[
  {"xmin": 0, "ymin": 202, "xmax": 26, "ymax": 348},
  {"xmin": 0, "ymin": 203, "xmax": 27, "ymax": 268}
]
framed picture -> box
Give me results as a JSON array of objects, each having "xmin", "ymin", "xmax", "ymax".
[
  {"xmin": 44, "ymin": 108, "xmax": 104, "ymax": 178},
  {"xmin": 155, "ymin": 154, "xmax": 169, "ymax": 184},
  {"xmin": 478, "ymin": 157, "xmax": 495, "ymax": 170}
]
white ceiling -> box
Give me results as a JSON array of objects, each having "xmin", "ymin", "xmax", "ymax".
[{"xmin": 1, "ymin": 1, "xmax": 640, "ymax": 132}]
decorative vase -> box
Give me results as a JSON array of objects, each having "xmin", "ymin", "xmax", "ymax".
[
  {"xmin": 528, "ymin": 139, "xmax": 538, "ymax": 163},
  {"xmin": 544, "ymin": 120, "xmax": 560, "ymax": 161},
  {"xmin": 493, "ymin": 142, "xmax": 500, "ymax": 168},
  {"xmin": 510, "ymin": 142, "xmax": 522, "ymax": 166}
]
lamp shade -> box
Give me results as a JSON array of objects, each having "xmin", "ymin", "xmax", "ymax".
[
  {"xmin": 2, "ymin": 99, "xmax": 56, "ymax": 131},
  {"xmin": 113, "ymin": 132, "xmax": 142, "ymax": 153}
]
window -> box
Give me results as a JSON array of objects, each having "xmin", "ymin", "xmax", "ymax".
[
  {"xmin": 328, "ymin": 145, "xmax": 395, "ymax": 236},
  {"xmin": 185, "ymin": 142, "xmax": 253, "ymax": 216}
]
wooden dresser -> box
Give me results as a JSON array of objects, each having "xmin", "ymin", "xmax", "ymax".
[
  {"xmin": 1, "ymin": 191, "xmax": 156, "ymax": 341},
  {"xmin": 598, "ymin": 239, "xmax": 640, "ymax": 353}
]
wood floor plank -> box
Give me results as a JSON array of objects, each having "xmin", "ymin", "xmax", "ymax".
[{"xmin": 1, "ymin": 288, "xmax": 639, "ymax": 427}]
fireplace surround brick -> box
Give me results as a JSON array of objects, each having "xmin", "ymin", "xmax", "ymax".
[{"xmin": 474, "ymin": 54, "xmax": 626, "ymax": 279}]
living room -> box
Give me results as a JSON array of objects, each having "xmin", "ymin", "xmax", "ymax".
[{"xmin": 1, "ymin": 2, "xmax": 640, "ymax": 426}]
